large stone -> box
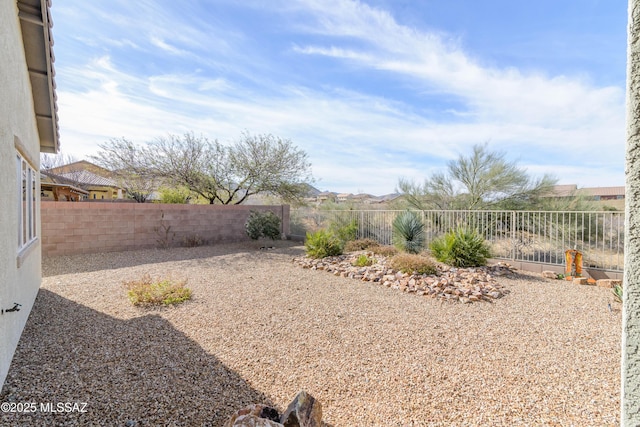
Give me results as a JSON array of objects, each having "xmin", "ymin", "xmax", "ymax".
[
  {"xmin": 542, "ymin": 271, "xmax": 557, "ymax": 279},
  {"xmin": 597, "ymin": 279, "xmax": 622, "ymax": 289},
  {"xmin": 573, "ymin": 277, "xmax": 589, "ymax": 285},
  {"xmin": 227, "ymin": 405, "xmax": 282, "ymax": 427},
  {"xmin": 280, "ymin": 391, "xmax": 322, "ymax": 427}
]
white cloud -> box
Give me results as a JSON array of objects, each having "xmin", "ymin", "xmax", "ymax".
[{"xmin": 53, "ymin": 0, "xmax": 626, "ymax": 194}]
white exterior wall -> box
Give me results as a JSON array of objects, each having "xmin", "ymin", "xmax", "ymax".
[{"xmin": 0, "ymin": 1, "xmax": 43, "ymax": 387}]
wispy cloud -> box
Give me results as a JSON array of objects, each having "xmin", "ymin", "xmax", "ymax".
[{"xmin": 52, "ymin": 0, "xmax": 626, "ymax": 194}]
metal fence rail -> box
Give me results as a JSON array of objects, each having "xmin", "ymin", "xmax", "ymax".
[{"xmin": 291, "ymin": 209, "xmax": 625, "ymax": 273}]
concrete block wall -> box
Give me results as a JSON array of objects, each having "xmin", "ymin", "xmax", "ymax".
[{"xmin": 41, "ymin": 202, "xmax": 290, "ymax": 256}]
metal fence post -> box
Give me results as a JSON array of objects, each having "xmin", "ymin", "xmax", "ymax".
[{"xmin": 511, "ymin": 211, "xmax": 516, "ymax": 262}]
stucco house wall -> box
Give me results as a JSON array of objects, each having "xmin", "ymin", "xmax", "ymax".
[{"xmin": 0, "ymin": 0, "xmax": 57, "ymax": 388}]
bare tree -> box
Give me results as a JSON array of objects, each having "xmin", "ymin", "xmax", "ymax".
[
  {"xmin": 147, "ymin": 132, "xmax": 312, "ymax": 204},
  {"xmin": 91, "ymin": 138, "xmax": 156, "ymax": 202},
  {"xmin": 398, "ymin": 143, "xmax": 557, "ymax": 210}
]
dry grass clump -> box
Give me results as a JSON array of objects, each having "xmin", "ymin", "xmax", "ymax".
[
  {"xmin": 390, "ymin": 253, "xmax": 437, "ymax": 275},
  {"xmin": 344, "ymin": 238, "xmax": 380, "ymax": 252},
  {"xmin": 124, "ymin": 274, "xmax": 192, "ymax": 306},
  {"xmin": 370, "ymin": 245, "xmax": 398, "ymax": 257}
]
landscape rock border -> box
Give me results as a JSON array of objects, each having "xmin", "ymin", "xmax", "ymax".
[{"xmin": 293, "ymin": 251, "xmax": 513, "ymax": 303}]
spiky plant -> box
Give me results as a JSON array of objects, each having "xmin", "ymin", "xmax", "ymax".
[
  {"xmin": 392, "ymin": 210, "xmax": 425, "ymax": 254},
  {"xmin": 430, "ymin": 227, "xmax": 492, "ymax": 267},
  {"xmin": 612, "ymin": 284, "xmax": 623, "ymax": 303}
]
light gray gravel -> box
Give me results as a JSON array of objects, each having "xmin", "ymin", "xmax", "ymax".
[{"xmin": 1, "ymin": 242, "xmax": 620, "ymax": 426}]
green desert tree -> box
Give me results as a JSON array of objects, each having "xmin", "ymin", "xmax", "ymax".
[{"xmin": 398, "ymin": 143, "xmax": 557, "ymax": 210}]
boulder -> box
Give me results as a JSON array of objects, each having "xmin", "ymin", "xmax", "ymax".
[
  {"xmin": 227, "ymin": 405, "xmax": 282, "ymax": 427},
  {"xmin": 542, "ymin": 271, "xmax": 557, "ymax": 279},
  {"xmin": 597, "ymin": 279, "xmax": 622, "ymax": 288},
  {"xmin": 281, "ymin": 391, "xmax": 322, "ymax": 427}
]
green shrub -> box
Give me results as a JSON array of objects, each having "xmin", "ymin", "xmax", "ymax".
[
  {"xmin": 370, "ymin": 245, "xmax": 398, "ymax": 257},
  {"xmin": 353, "ymin": 254, "xmax": 374, "ymax": 267},
  {"xmin": 345, "ymin": 238, "xmax": 380, "ymax": 252},
  {"xmin": 390, "ymin": 253, "xmax": 437, "ymax": 275},
  {"xmin": 125, "ymin": 274, "xmax": 192, "ymax": 306},
  {"xmin": 329, "ymin": 218, "xmax": 358, "ymax": 243},
  {"xmin": 245, "ymin": 210, "xmax": 281, "ymax": 240},
  {"xmin": 305, "ymin": 229, "xmax": 344, "ymax": 258},
  {"xmin": 612, "ymin": 284, "xmax": 623, "ymax": 303},
  {"xmin": 158, "ymin": 186, "xmax": 192, "ymax": 204},
  {"xmin": 430, "ymin": 227, "xmax": 492, "ymax": 268},
  {"xmin": 392, "ymin": 211, "xmax": 425, "ymax": 254}
]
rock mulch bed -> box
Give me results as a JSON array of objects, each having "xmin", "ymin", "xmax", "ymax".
[{"xmin": 293, "ymin": 252, "xmax": 513, "ymax": 303}]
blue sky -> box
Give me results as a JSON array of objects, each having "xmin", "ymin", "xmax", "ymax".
[{"xmin": 51, "ymin": 0, "xmax": 627, "ymax": 195}]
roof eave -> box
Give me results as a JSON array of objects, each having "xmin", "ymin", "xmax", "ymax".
[{"xmin": 17, "ymin": 0, "xmax": 59, "ymax": 154}]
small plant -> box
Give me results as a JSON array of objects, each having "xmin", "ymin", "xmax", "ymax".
[
  {"xmin": 305, "ymin": 229, "xmax": 344, "ymax": 258},
  {"xmin": 245, "ymin": 210, "xmax": 281, "ymax": 240},
  {"xmin": 556, "ymin": 273, "xmax": 565, "ymax": 280},
  {"xmin": 392, "ymin": 211, "xmax": 425, "ymax": 254},
  {"xmin": 345, "ymin": 238, "xmax": 380, "ymax": 252},
  {"xmin": 183, "ymin": 234, "xmax": 204, "ymax": 247},
  {"xmin": 329, "ymin": 218, "xmax": 358, "ymax": 243},
  {"xmin": 390, "ymin": 253, "xmax": 437, "ymax": 275},
  {"xmin": 430, "ymin": 227, "xmax": 492, "ymax": 268},
  {"xmin": 353, "ymin": 254, "xmax": 374, "ymax": 267},
  {"xmin": 124, "ymin": 274, "xmax": 192, "ymax": 306},
  {"xmin": 612, "ymin": 284, "xmax": 623, "ymax": 303},
  {"xmin": 370, "ymin": 245, "xmax": 398, "ymax": 257}
]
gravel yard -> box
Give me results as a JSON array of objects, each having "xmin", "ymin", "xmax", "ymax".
[{"xmin": 1, "ymin": 242, "xmax": 620, "ymax": 426}]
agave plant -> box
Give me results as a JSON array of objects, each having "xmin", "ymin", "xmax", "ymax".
[
  {"xmin": 392, "ymin": 210, "xmax": 425, "ymax": 254},
  {"xmin": 612, "ymin": 284, "xmax": 623, "ymax": 303}
]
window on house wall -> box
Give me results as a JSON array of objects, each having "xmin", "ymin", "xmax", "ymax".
[{"xmin": 17, "ymin": 151, "xmax": 37, "ymax": 252}]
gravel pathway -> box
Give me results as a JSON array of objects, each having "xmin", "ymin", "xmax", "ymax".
[{"xmin": 1, "ymin": 242, "xmax": 620, "ymax": 426}]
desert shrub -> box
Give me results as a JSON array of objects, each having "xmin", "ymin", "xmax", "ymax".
[
  {"xmin": 392, "ymin": 211, "xmax": 425, "ymax": 254},
  {"xmin": 612, "ymin": 284, "xmax": 623, "ymax": 302},
  {"xmin": 353, "ymin": 254, "xmax": 374, "ymax": 267},
  {"xmin": 430, "ymin": 227, "xmax": 492, "ymax": 267},
  {"xmin": 305, "ymin": 229, "xmax": 344, "ymax": 258},
  {"xmin": 370, "ymin": 245, "xmax": 398, "ymax": 257},
  {"xmin": 158, "ymin": 186, "xmax": 194, "ymax": 204},
  {"xmin": 390, "ymin": 253, "xmax": 437, "ymax": 275},
  {"xmin": 245, "ymin": 210, "xmax": 281, "ymax": 240},
  {"xmin": 344, "ymin": 238, "xmax": 380, "ymax": 252},
  {"xmin": 124, "ymin": 274, "xmax": 192, "ymax": 306},
  {"xmin": 183, "ymin": 234, "xmax": 204, "ymax": 247},
  {"xmin": 329, "ymin": 218, "xmax": 358, "ymax": 243}
]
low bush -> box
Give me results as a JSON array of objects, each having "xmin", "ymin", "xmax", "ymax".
[
  {"xmin": 393, "ymin": 211, "xmax": 425, "ymax": 254},
  {"xmin": 370, "ymin": 245, "xmax": 398, "ymax": 257},
  {"xmin": 353, "ymin": 254, "xmax": 374, "ymax": 267},
  {"xmin": 245, "ymin": 210, "xmax": 281, "ymax": 240},
  {"xmin": 183, "ymin": 234, "xmax": 204, "ymax": 247},
  {"xmin": 430, "ymin": 227, "xmax": 492, "ymax": 267},
  {"xmin": 124, "ymin": 274, "xmax": 192, "ymax": 306},
  {"xmin": 305, "ymin": 230, "xmax": 344, "ymax": 258},
  {"xmin": 329, "ymin": 218, "xmax": 358, "ymax": 243},
  {"xmin": 390, "ymin": 253, "xmax": 437, "ymax": 275},
  {"xmin": 344, "ymin": 238, "xmax": 380, "ymax": 252}
]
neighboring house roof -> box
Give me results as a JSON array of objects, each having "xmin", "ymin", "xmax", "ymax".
[
  {"xmin": 545, "ymin": 184, "xmax": 625, "ymax": 198},
  {"xmin": 41, "ymin": 181, "xmax": 89, "ymax": 196},
  {"xmin": 47, "ymin": 160, "xmax": 112, "ymax": 177},
  {"xmin": 58, "ymin": 170, "xmax": 118, "ymax": 187},
  {"xmin": 41, "ymin": 169, "xmax": 118, "ymax": 188},
  {"xmin": 17, "ymin": 0, "xmax": 59, "ymax": 153},
  {"xmin": 577, "ymin": 186, "xmax": 625, "ymax": 198},
  {"xmin": 546, "ymin": 184, "xmax": 578, "ymax": 197}
]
